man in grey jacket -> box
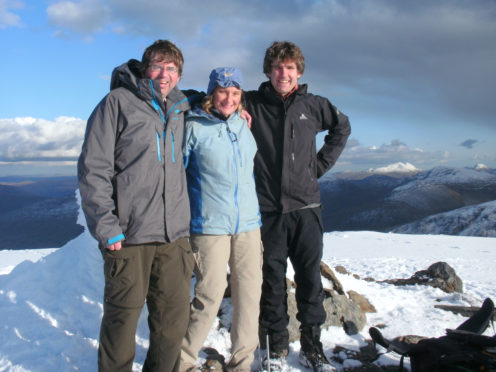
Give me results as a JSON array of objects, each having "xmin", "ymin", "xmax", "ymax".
[{"xmin": 78, "ymin": 40, "xmax": 196, "ymax": 372}]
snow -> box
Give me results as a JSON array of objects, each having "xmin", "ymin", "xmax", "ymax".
[
  {"xmin": 0, "ymin": 194, "xmax": 495, "ymax": 371},
  {"xmin": 0, "ymin": 248, "xmax": 56, "ymax": 275},
  {"xmin": 393, "ymin": 200, "xmax": 496, "ymax": 237},
  {"xmin": 474, "ymin": 163, "xmax": 490, "ymax": 170}
]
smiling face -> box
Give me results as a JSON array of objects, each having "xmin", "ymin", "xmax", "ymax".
[
  {"xmin": 144, "ymin": 52, "xmax": 180, "ymax": 99},
  {"xmin": 212, "ymin": 86, "xmax": 242, "ymax": 117},
  {"xmin": 268, "ymin": 59, "xmax": 302, "ymax": 97}
]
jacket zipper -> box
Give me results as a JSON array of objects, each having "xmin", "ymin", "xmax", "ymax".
[
  {"xmin": 156, "ymin": 132, "xmax": 161, "ymax": 162},
  {"xmin": 164, "ymin": 101, "xmax": 190, "ymax": 164},
  {"xmin": 149, "ymin": 80, "xmax": 184, "ymax": 164},
  {"xmin": 283, "ymin": 101, "xmax": 295, "ymax": 167},
  {"xmin": 282, "ymin": 103, "xmax": 295, "ymax": 179},
  {"xmin": 149, "ymin": 81, "xmax": 166, "ymax": 163},
  {"xmin": 170, "ymin": 130, "xmax": 175, "ymax": 163},
  {"xmin": 226, "ymin": 123, "xmax": 240, "ymax": 233},
  {"xmin": 291, "ymin": 125, "xmax": 295, "ymax": 163}
]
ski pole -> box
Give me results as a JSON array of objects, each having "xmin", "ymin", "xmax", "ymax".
[{"xmin": 266, "ymin": 334, "xmax": 270, "ymax": 372}]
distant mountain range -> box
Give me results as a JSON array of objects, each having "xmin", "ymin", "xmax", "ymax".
[
  {"xmin": 1, "ymin": 164, "xmax": 495, "ymax": 250},
  {"xmin": 0, "ymin": 176, "xmax": 83, "ymax": 250},
  {"xmin": 319, "ymin": 164, "xmax": 496, "ymax": 236}
]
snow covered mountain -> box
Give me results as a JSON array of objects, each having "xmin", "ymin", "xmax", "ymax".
[
  {"xmin": 319, "ymin": 165, "xmax": 496, "ymax": 236},
  {"xmin": 392, "ymin": 200, "xmax": 496, "ymax": 236}
]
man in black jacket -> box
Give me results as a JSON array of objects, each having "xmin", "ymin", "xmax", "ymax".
[{"xmin": 244, "ymin": 41, "xmax": 351, "ymax": 371}]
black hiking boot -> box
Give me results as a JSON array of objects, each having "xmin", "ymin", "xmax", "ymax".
[{"xmin": 299, "ymin": 325, "xmax": 336, "ymax": 372}]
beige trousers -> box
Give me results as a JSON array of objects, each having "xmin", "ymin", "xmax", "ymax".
[{"xmin": 181, "ymin": 229, "xmax": 263, "ymax": 371}]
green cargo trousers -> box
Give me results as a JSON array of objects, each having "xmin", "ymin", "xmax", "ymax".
[{"xmin": 98, "ymin": 238, "xmax": 195, "ymax": 372}]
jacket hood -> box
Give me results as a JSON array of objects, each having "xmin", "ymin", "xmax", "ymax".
[
  {"xmin": 110, "ymin": 59, "xmax": 143, "ymax": 94},
  {"xmin": 110, "ymin": 59, "xmax": 191, "ymax": 111}
]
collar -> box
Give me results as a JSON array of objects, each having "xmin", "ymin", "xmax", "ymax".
[
  {"xmin": 269, "ymin": 83, "xmax": 299, "ymax": 100},
  {"xmin": 211, "ymin": 108, "xmax": 230, "ymax": 121}
]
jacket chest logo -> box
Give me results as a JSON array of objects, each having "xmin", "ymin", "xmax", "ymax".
[{"xmin": 299, "ymin": 113, "xmax": 308, "ymax": 120}]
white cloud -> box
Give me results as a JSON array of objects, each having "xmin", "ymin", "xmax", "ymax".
[
  {"xmin": 0, "ymin": 0, "xmax": 23, "ymax": 29},
  {"xmin": 0, "ymin": 117, "xmax": 85, "ymax": 161},
  {"xmin": 337, "ymin": 139, "xmax": 447, "ymax": 170},
  {"xmin": 46, "ymin": 0, "xmax": 108, "ymax": 35}
]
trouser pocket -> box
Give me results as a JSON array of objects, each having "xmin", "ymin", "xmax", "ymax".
[
  {"xmin": 100, "ymin": 246, "xmax": 144, "ymax": 308},
  {"xmin": 176, "ymin": 237, "xmax": 195, "ymax": 279}
]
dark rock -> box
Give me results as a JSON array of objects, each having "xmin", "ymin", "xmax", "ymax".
[
  {"xmin": 380, "ymin": 261, "xmax": 463, "ymax": 293},
  {"xmin": 424, "ymin": 262, "xmax": 463, "ymax": 293},
  {"xmin": 343, "ymin": 320, "xmax": 359, "ymax": 335}
]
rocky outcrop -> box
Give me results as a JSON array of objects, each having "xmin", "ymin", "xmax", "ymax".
[
  {"xmin": 379, "ymin": 261, "xmax": 463, "ymax": 293},
  {"xmin": 286, "ymin": 262, "xmax": 368, "ymax": 342}
]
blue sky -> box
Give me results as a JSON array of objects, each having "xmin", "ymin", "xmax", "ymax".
[{"xmin": 1, "ymin": 0, "xmax": 495, "ymax": 176}]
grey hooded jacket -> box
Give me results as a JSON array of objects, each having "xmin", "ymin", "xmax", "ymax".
[{"xmin": 78, "ymin": 59, "xmax": 192, "ymax": 246}]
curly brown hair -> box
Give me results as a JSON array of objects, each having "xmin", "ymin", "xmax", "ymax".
[{"xmin": 263, "ymin": 41, "xmax": 305, "ymax": 76}]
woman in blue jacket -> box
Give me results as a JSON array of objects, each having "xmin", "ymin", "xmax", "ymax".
[{"xmin": 180, "ymin": 67, "xmax": 263, "ymax": 372}]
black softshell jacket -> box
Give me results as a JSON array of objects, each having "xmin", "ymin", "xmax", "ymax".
[{"xmin": 244, "ymin": 82, "xmax": 351, "ymax": 213}]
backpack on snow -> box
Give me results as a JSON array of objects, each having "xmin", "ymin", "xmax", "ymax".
[{"xmin": 369, "ymin": 298, "xmax": 496, "ymax": 372}]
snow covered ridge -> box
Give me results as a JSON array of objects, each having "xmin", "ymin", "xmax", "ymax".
[
  {"xmin": 320, "ymin": 165, "xmax": 496, "ymax": 236},
  {"xmin": 0, "ymin": 203, "xmax": 495, "ymax": 371},
  {"xmin": 392, "ymin": 200, "xmax": 496, "ymax": 237},
  {"xmin": 369, "ymin": 162, "xmax": 492, "ymax": 174}
]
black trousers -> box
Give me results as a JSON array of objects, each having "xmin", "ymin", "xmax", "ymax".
[{"xmin": 259, "ymin": 207, "xmax": 326, "ymax": 350}]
